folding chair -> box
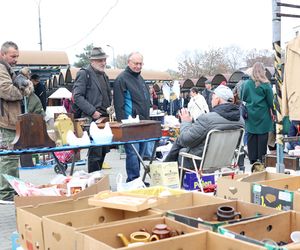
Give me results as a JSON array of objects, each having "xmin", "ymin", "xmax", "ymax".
[{"xmin": 179, "ymin": 128, "xmax": 245, "ymax": 192}]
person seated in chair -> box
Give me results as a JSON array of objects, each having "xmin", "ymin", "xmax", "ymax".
[{"xmin": 164, "ymin": 85, "xmax": 244, "ymax": 168}]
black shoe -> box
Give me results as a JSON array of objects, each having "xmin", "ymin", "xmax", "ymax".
[
  {"xmin": 143, "ymin": 181, "xmax": 150, "ymax": 187},
  {"xmin": 239, "ymin": 166, "xmax": 245, "ymax": 173},
  {"xmin": 0, "ymin": 195, "xmax": 15, "ymax": 204}
]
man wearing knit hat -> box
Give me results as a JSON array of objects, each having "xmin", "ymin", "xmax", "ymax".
[{"xmin": 164, "ymin": 85, "xmax": 244, "ymax": 167}]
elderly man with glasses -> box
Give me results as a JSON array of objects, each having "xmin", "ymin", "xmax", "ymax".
[{"xmin": 113, "ymin": 52, "xmax": 151, "ymax": 183}]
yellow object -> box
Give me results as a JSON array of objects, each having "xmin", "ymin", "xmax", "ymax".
[
  {"xmin": 124, "ymin": 186, "xmax": 185, "ymax": 197},
  {"xmin": 54, "ymin": 114, "xmax": 74, "ymax": 145},
  {"xmin": 117, "ymin": 232, "xmax": 159, "ymax": 247},
  {"xmin": 102, "ymin": 162, "xmax": 111, "ymax": 169}
]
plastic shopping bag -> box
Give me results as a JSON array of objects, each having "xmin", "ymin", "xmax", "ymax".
[{"xmin": 116, "ymin": 173, "xmax": 146, "ymax": 192}]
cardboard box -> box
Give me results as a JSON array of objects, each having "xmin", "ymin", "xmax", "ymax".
[
  {"xmin": 17, "ymin": 194, "xmax": 100, "ymax": 250},
  {"xmin": 155, "ymin": 191, "xmax": 226, "ymax": 211},
  {"xmin": 14, "ymin": 174, "xmax": 110, "ymax": 207},
  {"xmin": 167, "ymin": 200, "xmax": 279, "ymax": 232},
  {"xmin": 124, "ymin": 231, "xmax": 266, "ymax": 250},
  {"xmin": 251, "ymin": 183, "xmax": 294, "ymax": 211},
  {"xmin": 252, "ymin": 175, "xmax": 300, "ymax": 211},
  {"xmin": 216, "ymin": 171, "xmax": 290, "ymax": 202},
  {"xmin": 183, "ymin": 172, "xmax": 215, "ymax": 191},
  {"xmin": 219, "ymin": 211, "xmax": 300, "ymax": 249},
  {"xmin": 123, "ymin": 187, "xmax": 226, "ymax": 211},
  {"xmin": 43, "ymin": 207, "xmax": 162, "ymax": 250},
  {"xmin": 150, "ymin": 162, "xmax": 180, "ymax": 189},
  {"xmin": 76, "ymin": 217, "xmax": 204, "ymax": 250}
]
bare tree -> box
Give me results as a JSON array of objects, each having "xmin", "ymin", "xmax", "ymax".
[
  {"xmin": 177, "ymin": 50, "xmax": 204, "ymax": 78},
  {"xmin": 224, "ymin": 45, "xmax": 244, "ymax": 72},
  {"xmin": 177, "ymin": 48, "xmax": 231, "ymax": 78},
  {"xmin": 244, "ymin": 49, "xmax": 274, "ymax": 67},
  {"xmin": 200, "ymin": 48, "xmax": 230, "ymax": 76}
]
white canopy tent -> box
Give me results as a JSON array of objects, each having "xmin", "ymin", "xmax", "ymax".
[{"xmin": 48, "ymin": 87, "xmax": 72, "ymax": 99}]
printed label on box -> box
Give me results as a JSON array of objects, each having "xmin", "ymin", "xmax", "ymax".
[
  {"xmin": 251, "ymin": 184, "xmax": 294, "ymax": 211},
  {"xmin": 150, "ymin": 162, "xmax": 180, "ymax": 189},
  {"xmin": 183, "ymin": 172, "xmax": 215, "ymax": 190}
]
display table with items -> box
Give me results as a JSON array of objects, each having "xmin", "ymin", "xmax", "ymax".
[{"xmin": 0, "ymin": 113, "xmax": 162, "ymax": 180}]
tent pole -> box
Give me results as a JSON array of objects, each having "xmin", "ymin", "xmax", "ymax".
[{"xmin": 272, "ymin": 0, "xmax": 284, "ymax": 173}]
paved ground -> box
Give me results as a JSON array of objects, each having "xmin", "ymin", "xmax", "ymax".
[{"xmin": 0, "ymin": 148, "xmax": 251, "ymax": 250}]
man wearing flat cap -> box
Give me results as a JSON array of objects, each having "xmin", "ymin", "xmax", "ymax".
[
  {"xmin": 164, "ymin": 85, "xmax": 244, "ymax": 167},
  {"xmin": 73, "ymin": 47, "xmax": 112, "ymax": 173}
]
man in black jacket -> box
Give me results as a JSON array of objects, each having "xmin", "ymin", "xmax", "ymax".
[
  {"xmin": 31, "ymin": 74, "xmax": 47, "ymax": 111},
  {"xmin": 73, "ymin": 47, "xmax": 112, "ymax": 173},
  {"xmin": 113, "ymin": 52, "xmax": 151, "ymax": 182}
]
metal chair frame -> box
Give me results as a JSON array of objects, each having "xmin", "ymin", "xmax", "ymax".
[{"xmin": 179, "ymin": 128, "xmax": 245, "ymax": 192}]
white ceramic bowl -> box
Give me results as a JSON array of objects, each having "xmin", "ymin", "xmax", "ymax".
[{"xmin": 291, "ymin": 231, "xmax": 300, "ymax": 243}]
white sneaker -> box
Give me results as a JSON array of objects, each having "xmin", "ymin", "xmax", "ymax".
[{"xmin": 0, "ymin": 199, "xmax": 14, "ymax": 205}]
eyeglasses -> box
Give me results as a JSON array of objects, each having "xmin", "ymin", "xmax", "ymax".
[{"xmin": 130, "ymin": 60, "xmax": 143, "ymax": 66}]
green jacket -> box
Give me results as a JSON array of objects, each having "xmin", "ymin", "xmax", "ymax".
[
  {"xmin": 241, "ymin": 79, "xmax": 273, "ymax": 134},
  {"xmin": 27, "ymin": 92, "xmax": 45, "ymax": 116}
]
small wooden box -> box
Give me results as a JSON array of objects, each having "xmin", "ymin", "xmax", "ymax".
[
  {"xmin": 264, "ymin": 153, "xmax": 300, "ymax": 171},
  {"xmin": 97, "ymin": 120, "xmax": 161, "ymax": 142}
]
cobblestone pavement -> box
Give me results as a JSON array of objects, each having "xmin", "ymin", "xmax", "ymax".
[{"xmin": 0, "ymin": 149, "xmax": 251, "ymax": 249}]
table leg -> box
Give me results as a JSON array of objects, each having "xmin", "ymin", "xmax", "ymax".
[
  {"xmin": 69, "ymin": 150, "xmax": 78, "ymax": 176},
  {"xmin": 51, "ymin": 152, "xmax": 67, "ymax": 176},
  {"xmin": 130, "ymin": 140, "xmax": 159, "ymax": 182}
]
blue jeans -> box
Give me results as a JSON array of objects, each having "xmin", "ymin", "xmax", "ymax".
[
  {"xmin": 124, "ymin": 142, "xmax": 146, "ymax": 182},
  {"xmin": 144, "ymin": 141, "xmax": 155, "ymax": 158}
]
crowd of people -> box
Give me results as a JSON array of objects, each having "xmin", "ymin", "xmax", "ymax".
[{"xmin": 0, "ymin": 40, "xmax": 299, "ymax": 203}]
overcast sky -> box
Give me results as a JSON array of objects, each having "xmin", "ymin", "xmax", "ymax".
[{"xmin": 1, "ymin": 0, "xmax": 300, "ymax": 71}]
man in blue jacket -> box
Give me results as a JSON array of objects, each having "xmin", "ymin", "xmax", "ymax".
[{"xmin": 113, "ymin": 52, "xmax": 151, "ymax": 182}]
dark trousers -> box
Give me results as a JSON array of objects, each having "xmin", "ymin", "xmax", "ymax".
[
  {"xmin": 87, "ymin": 146, "xmax": 109, "ymax": 173},
  {"xmin": 247, "ymin": 132, "xmax": 268, "ymax": 164},
  {"xmin": 164, "ymin": 139, "xmax": 197, "ymax": 169}
]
